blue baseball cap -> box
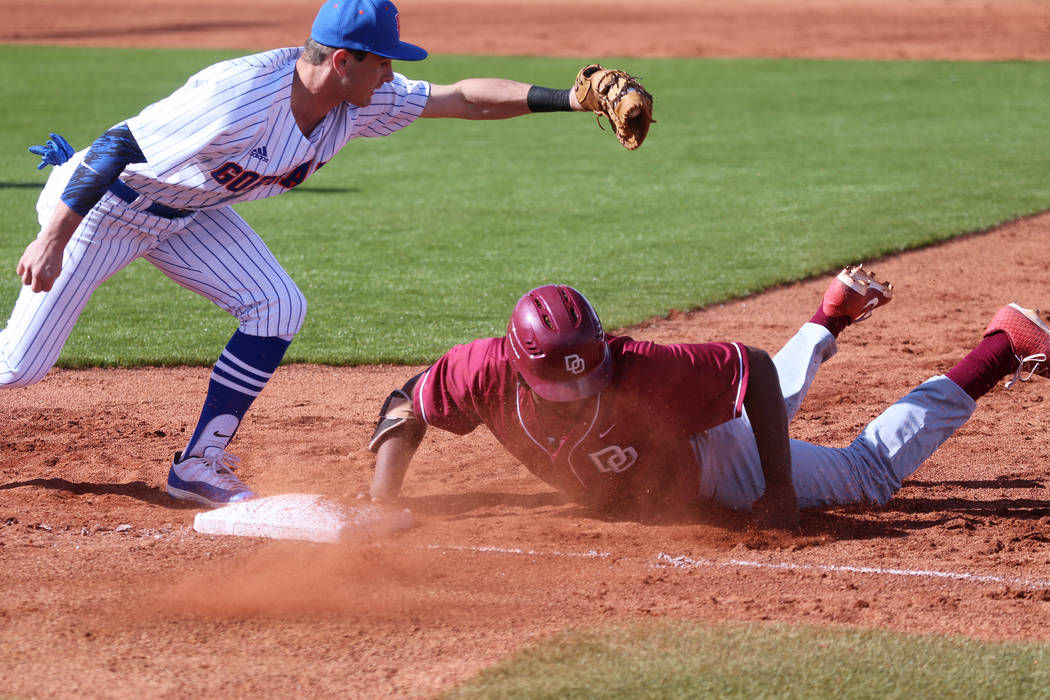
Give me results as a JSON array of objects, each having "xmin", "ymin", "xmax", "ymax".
[{"xmin": 311, "ymin": 0, "xmax": 427, "ymax": 61}]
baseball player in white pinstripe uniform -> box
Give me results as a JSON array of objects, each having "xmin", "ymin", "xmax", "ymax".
[{"xmin": 2, "ymin": 0, "xmax": 604, "ymax": 507}]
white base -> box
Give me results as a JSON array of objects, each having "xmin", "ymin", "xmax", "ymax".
[{"xmin": 192, "ymin": 493, "xmax": 413, "ymax": 544}]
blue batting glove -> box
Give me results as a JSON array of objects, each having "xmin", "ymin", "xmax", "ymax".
[{"xmin": 28, "ymin": 133, "xmax": 75, "ymax": 170}]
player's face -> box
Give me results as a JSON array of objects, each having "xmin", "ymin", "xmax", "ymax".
[{"xmin": 340, "ymin": 52, "xmax": 395, "ymax": 108}]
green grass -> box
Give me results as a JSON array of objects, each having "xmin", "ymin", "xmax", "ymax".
[
  {"xmin": 444, "ymin": 620, "xmax": 1050, "ymax": 699},
  {"xmin": 2, "ymin": 47, "xmax": 1050, "ymax": 365}
]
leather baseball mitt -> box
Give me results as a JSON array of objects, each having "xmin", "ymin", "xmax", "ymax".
[{"xmin": 574, "ymin": 64, "xmax": 654, "ymax": 150}]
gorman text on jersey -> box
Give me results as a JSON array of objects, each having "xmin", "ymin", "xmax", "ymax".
[{"xmin": 209, "ymin": 159, "xmax": 326, "ymax": 194}]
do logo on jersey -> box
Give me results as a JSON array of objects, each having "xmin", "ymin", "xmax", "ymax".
[
  {"xmin": 564, "ymin": 354, "xmax": 586, "ymax": 375},
  {"xmin": 588, "ymin": 445, "xmax": 638, "ymax": 474}
]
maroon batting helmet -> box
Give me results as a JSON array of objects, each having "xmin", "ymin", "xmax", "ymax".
[{"xmin": 506, "ymin": 285, "xmax": 613, "ymax": 402}]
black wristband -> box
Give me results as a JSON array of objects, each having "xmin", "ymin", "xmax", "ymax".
[{"xmin": 527, "ymin": 86, "xmax": 572, "ymax": 113}]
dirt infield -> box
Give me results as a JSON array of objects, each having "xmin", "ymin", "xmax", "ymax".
[
  {"xmin": 3, "ymin": 1, "xmax": 1050, "ymax": 697},
  {"xmin": 3, "ymin": 0, "xmax": 1050, "ymax": 60}
]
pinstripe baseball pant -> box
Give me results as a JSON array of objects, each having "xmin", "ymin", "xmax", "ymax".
[
  {"xmin": 692, "ymin": 322, "xmax": 978, "ymax": 510},
  {"xmin": 0, "ymin": 163, "xmax": 306, "ymax": 388}
]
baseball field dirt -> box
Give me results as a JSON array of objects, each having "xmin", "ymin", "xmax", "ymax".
[{"xmin": 3, "ymin": 1, "xmax": 1050, "ymax": 697}]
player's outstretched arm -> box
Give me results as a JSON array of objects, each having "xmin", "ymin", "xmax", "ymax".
[
  {"xmin": 421, "ymin": 78, "xmax": 583, "ymax": 120},
  {"xmin": 367, "ymin": 374, "xmax": 428, "ymax": 503},
  {"xmin": 741, "ymin": 346, "xmax": 800, "ymax": 530},
  {"xmin": 370, "ymin": 424, "xmax": 425, "ymax": 503},
  {"xmin": 420, "ymin": 66, "xmax": 654, "ymax": 150}
]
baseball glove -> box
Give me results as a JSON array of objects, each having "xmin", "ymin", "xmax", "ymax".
[{"xmin": 573, "ymin": 64, "xmax": 654, "ymax": 150}]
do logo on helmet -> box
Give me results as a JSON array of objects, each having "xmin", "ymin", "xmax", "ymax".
[{"xmin": 564, "ymin": 354, "xmax": 586, "ymax": 375}]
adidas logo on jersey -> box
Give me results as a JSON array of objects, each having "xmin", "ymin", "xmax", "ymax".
[{"xmin": 249, "ymin": 146, "xmax": 269, "ymax": 163}]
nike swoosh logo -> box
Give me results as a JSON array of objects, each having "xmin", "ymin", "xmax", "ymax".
[
  {"xmin": 599, "ymin": 425, "xmax": 616, "ymax": 438},
  {"xmin": 213, "ymin": 431, "xmax": 232, "ymax": 438}
]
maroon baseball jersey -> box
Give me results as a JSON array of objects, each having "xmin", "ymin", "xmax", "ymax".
[{"xmin": 413, "ymin": 335, "xmax": 749, "ymax": 512}]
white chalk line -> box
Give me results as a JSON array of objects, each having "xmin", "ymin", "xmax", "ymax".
[
  {"xmin": 418, "ymin": 543, "xmax": 1050, "ymax": 591},
  {"xmin": 655, "ymin": 552, "xmax": 1050, "ymax": 590},
  {"xmin": 421, "ymin": 544, "xmax": 611, "ymax": 559}
]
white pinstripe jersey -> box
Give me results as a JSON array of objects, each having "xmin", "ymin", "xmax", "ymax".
[{"xmin": 122, "ymin": 47, "xmax": 429, "ymax": 211}]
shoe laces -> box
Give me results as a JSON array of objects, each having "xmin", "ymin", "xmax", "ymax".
[
  {"xmin": 1005, "ymin": 352, "xmax": 1048, "ymax": 389},
  {"xmin": 180, "ymin": 449, "xmax": 246, "ymax": 490}
]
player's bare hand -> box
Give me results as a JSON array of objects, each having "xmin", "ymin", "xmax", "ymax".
[
  {"xmin": 750, "ymin": 483, "xmax": 800, "ymax": 531},
  {"xmin": 568, "ymin": 89, "xmax": 583, "ymax": 111},
  {"xmin": 16, "ymin": 239, "xmax": 64, "ymax": 293}
]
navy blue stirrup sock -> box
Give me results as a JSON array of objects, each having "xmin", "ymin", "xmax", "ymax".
[{"xmin": 181, "ymin": 331, "xmax": 291, "ymax": 459}]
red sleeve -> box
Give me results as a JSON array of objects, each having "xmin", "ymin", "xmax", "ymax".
[
  {"xmin": 672, "ymin": 340, "xmax": 749, "ymax": 424},
  {"xmin": 614, "ymin": 338, "xmax": 749, "ymax": 432},
  {"xmin": 412, "ymin": 337, "xmax": 509, "ymax": 435}
]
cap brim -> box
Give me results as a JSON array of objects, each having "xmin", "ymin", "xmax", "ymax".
[
  {"xmin": 371, "ymin": 41, "xmax": 428, "ymax": 61},
  {"xmin": 525, "ymin": 350, "xmax": 613, "ymax": 403}
]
